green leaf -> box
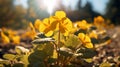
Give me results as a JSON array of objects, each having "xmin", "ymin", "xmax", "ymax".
[
  {"xmin": 90, "ymin": 26, "xmax": 97, "ymax": 30},
  {"xmin": 100, "ymin": 62, "xmax": 111, "ymax": 67},
  {"xmin": 98, "ymin": 35, "xmax": 111, "ymax": 44},
  {"xmin": 28, "ymin": 62, "xmax": 45, "ymax": 67},
  {"xmin": 32, "ymin": 38, "xmax": 55, "ymax": 44},
  {"xmin": 20, "ymin": 54, "xmax": 29, "ymax": 67},
  {"xmin": 118, "ymin": 56, "xmax": 120, "ymax": 61},
  {"xmin": 12, "ymin": 63, "xmax": 24, "ymax": 67},
  {"xmin": 43, "ymin": 43, "xmax": 54, "ymax": 56},
  {"xmin": 28, "ymin": 50, "xmax": 47, "ymax": 63},
  {"xmin": 59, "ymin": 47, "xmax": 73, "ymax": 57},
  {"xmin": 0, "ymin": 59, "xmax": 9, "ymax": 65},
  {"xmin": 84, "ymin": 58, "xmax": 93, "ymax": 63},
  {"xmin": 65, "ymin": 34, "xmax": 81, "ymax": 48},
  {"xmin": 15, "ymin": 46, "xmax": 29, "ymax": 55},
  {"xmin": 34, "ymin": 33, "xmax": 46, "ymax": 39},
  {"xmin": 34, "ymin": 44, "xmax": 45, "ymax": 51},
  {"xmin": 47, "ymin": 58, "xmax": 57, "ymax": 64},
  {"xmin": 74, "ymin": 29, "xmax": 87, "ymax": 36},
  {"xmin": 3, "ymin": 54, "xmax": 16, "ymax": 60},
  {"xmin": 76, "ymin": 48, "xmax": 97, "ymax": 58},
  {"xmin": 0, "ymin": 64, "xmax": 4, "ymax": 67},
  {"xmin": 34, "ymin": 43, "xmax": 54, "ymax": 56},
  {"xmin": 91, "ymin": 38, "xmax": 99, "ymax": 44}
]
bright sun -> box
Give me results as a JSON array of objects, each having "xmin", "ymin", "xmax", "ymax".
[{"xmin": 43, "ymin": 0, "xmax": 56, "ymax": 15}]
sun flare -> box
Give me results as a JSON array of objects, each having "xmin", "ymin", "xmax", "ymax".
[{"xmin": 43, "ymin": 0, "xmax": 56, "ymax": 15}]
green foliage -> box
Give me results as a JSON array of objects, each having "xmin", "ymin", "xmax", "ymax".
[
  {"xmin": 59, "ymin": 47, "xmax": 73, "ymax": 57},
  {"xmin": 76, "ymin": 48, "xmax": 97, "ymax": 59},
  {"xmin": 100, "ymin": 62, "xmax": 111, "ymax": 67},
  {"xmin": 3, "ymin": 54, "xmax": 16, "ymax": 60},
  {"xmin": 0, "ymin": 10, "xmax": 114, "ymax": 67},
  {"xmin": 32, "ymin": 38, "xmax": 55, "ymax": 44},
  {"xmin": 12, "ymin": 63, "xmax": 24, "ymax": 67},
  {"xmin": 74, "ymin": 29, "xmax": 87, "ymax": 36},
  {"xmin": 0, "ymin": 59, "xmax": 9, "ymax": 65},
  {"xmin": 91, "ymin": 38, "xmax": 99, "ymax": 44},
  {"xmin": 0, "ymin": 46, "xmax": 30, "ymax": 67},
  {"xmin": 64, "ymin": 34, "xmax": 81, "ymax": 48},
  {"xmin": 28, "ymin": 50, "xmax": 47, "ymax": 63},
  {"xmin": 0, "ymin": 64, "xmax": 4, "ymax": 67}
]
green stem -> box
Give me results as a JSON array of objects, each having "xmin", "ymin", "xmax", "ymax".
[{"xmin": 57, "ymin": 30, "xmax": 60, "ymax": 65}]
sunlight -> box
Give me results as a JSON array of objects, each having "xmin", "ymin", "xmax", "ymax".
[{"xmin": 43, "ymin": 0, "xmax": 56, "ymax": 15}]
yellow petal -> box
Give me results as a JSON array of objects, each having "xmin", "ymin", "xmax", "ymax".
[
  {"xmin": 85, "ymin": 43, "xmax": 93, "ymax": 48},
  {"xmin": 63, "ymin": 31, "xmax": 69, "ymax": 36},
  {"xmin": 45, "ymin": 30, "xmax": 53, "ymax": 36},
  {"xmin": 34, "ymin": 19, "xmax": 41, "ymax": 30},
  {"xmin": 77, "ymin": 20, "xmax": 88, "ymax": 29},
  {"xmin": 50, "ymin": 21, "xmax": 58, "ymax": 30},
  {"xmin": 12, "ymin": 36, "xmax": 20, "ymax": 44},
  {"xmin": 84, "ymin": 35, "xmax": 91, "ymax": 43},
  {"xmin": 39, "ymin": 22, "xmax": 46, "ymax": 32},
  {"xmin": 1, "ymin": 32, "xmax": 10, "ymax": 44},
  {"xmin": 43, "ymin": 18, "xmax": 50, "ymax": 24},
  {"xmin": 64, "ymin": 18, "xmax": 73, "ymax": 31},
  {"xmin": 78, "ymin": 33, "xmax": 85, "ymax": 41},
  {"xmin": 89, "ymin": 31, "xmax": 98, "ymax": 39},
  {"xmin": 55, "ymin": 11, "xmax": 66, "ymax": 19},
  {"xmin": 29, "ymin": 22, "xmax": 34, "ymax": 31}
]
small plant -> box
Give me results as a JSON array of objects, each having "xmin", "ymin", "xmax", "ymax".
[
  {"xmin": 0, "ymin": 11, "xmax": 114, "ymax": 67},
  {"xmin": 29, "ymin": 11, "xmax": 111, "ymax": 67}
]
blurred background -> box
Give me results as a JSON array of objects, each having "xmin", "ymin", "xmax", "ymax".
[{"xmin": 0, "ymin": 0, "xmax": 120, "ymax": 29}]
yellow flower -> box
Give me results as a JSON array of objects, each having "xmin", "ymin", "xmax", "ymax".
[
  {"xmin": 7, "ymin": 29, "xmax": 17, "ymax": 38},
  {"xmin": 34, "ymin": 19, "xmax": 41, "ymax": 30},
  {"xmin": 55, "ymin": 11, "xmax": 66, "ymax": 20},
  {"xmin": 11, "ymin": 35, "xmax": 20, "ymax": 44},
  {"xmin": 88, "ymin": 31, "xmax": 98, "ymax": 39},
  {"xmin": 39, "ymin": 11, "xmax": 72, "ymax": 36},
  {"xmin": 0, "ymin": 31, "xmax": 10, "ymax": 44},
  {"xmin": 59, "ymin": 18, "xmax": 73, "ymax": 36},
  {"xmin": 76, "ymin": 20, "xmax": 90, "ymax": 30},
  {"xmin": 51, "ymin": 11, "xmax": 73, "ymax": 36},
  {"xmin": 29, "ymin": 22, "xmax": 35, "ymax": 32},
  {"xmin": 22, "ymin": 22, "xmax": 36, "ymax": 39},
  {"xmin": 39, "ymin": 18, "xmax": 57, "ymax": 36},
  {"xmin": 94, "ymin": 16, "xmax": 105, "ymax": 29},
  {"xmin": 78, "ymin": 33, "xmax": 93, "ymax": 48},
  {"xmin": 29, "ymin": 22, "xmax": 36, "ymax": 39}
]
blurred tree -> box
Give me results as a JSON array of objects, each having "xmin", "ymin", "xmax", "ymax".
[
  {"xmin": 27, "ymin": 0, "xmax": 49, "ymax": 22},
  {"xmin": 67, "ymin": 1, "xmax": 101, "ymax": 22},
  {"xmin": 0, "ymin": 0, "xmax": 28, "ymax": 29},
  {"xmin": 12, "ymin": 5, "xmax": 28, "ymax": 29},
  {"xmin": 105, "ymin": 0, "xmax": 120, "ymax": 25},
  {"xmin": 0, "ymin": 0, "xmax": 14, "ymax": 27},
  {"xmin": 83, "ymin": 2, "xmax": 101, "ymax": 19}
]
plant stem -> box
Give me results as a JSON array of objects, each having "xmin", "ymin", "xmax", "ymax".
[{"xmin": 57, "ymin": 30, "xmax": 60, "ymax": 65}]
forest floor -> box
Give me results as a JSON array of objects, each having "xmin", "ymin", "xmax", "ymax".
[
  {"xmin": 92, "ymin": 26, "xmax": 120, "ymax": 66},
  {"xmin": 0, "ymin": 26, "xmax": 120, "ymax": 66}
]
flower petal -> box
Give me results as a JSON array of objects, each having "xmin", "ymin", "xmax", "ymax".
[
  {"xmin": 84, "ymin": 35, "xmax": 91, "ymax": 43},
  {"xmin": 45, "ymin": 30, "xmax": 53, "ymax": 36},
  {"xmin": 34, "ymin": 19, "xmax": 41, "ymax": 30},
  {"xmin": 64, "ymin": 18, "xmax": 73, "ymax": 31},
  {"xmin": 39, "ymin": 23, "xmax": 46, "ymax": 32},
  {"xmin": 55, "ymin": 11, "xmax": 66, "ymax": 19},
  {"xmin": 78, "ymin": 33, "xmax": 85, "ymax": 41},
  {"xmin": 85, "ymin": 43, "xmax": 93, "ymax": 48}
]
